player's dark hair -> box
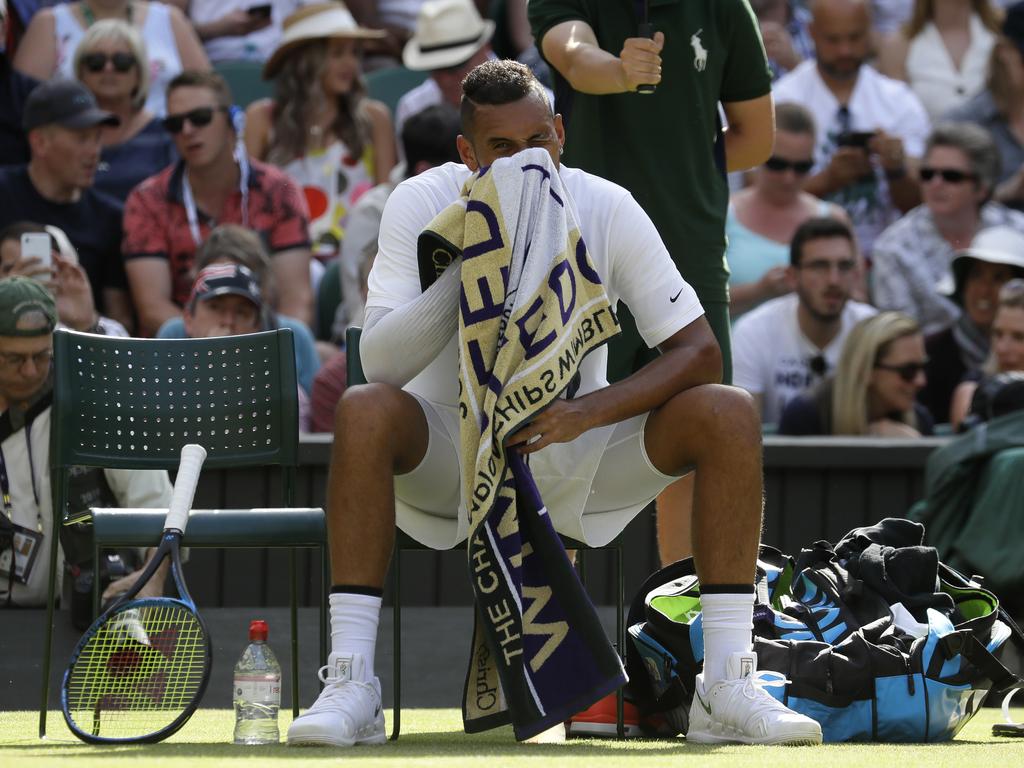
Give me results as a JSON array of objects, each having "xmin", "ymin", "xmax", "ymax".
[
  {"xmin": 790, "ymin": 216, "xmax": 855, "ymax": 267},
  {"xmin": 460, "ymin": 59, "xmax": 550, "ymax": 138}
]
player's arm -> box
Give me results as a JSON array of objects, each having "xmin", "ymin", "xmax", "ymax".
[
  {"xmin": 508, "ymin": 316, "xmax": 721, "ymax": 453},
  {"xmin": 539, "ymin": 19, "xmax": 664, "ymax": 94},
  {"xmin": 722, "ymin": 93, "xmax": 775, "ymax": 172}
]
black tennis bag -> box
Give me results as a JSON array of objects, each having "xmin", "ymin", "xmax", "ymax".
[{"xmin": 625, "ymin": 518, "xmax": 1024, "ymax": 742}]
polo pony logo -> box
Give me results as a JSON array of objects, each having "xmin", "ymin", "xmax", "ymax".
[{"xmin": 691, "ymin": 29, "xmax": 708, "ymax": 71}]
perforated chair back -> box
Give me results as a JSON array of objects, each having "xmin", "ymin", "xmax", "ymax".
[{"xmin": 50, "ymin": 329, "xmax": 298, "ymax": 475}]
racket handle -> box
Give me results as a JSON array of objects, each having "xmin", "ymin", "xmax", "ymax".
[
  {"xmin": 637, "ymin": 22, "xmax": 656, "ymax": 95},
  {"xmin": 165, "ymin": 444, "xmax": 207, "ymax": 533}
]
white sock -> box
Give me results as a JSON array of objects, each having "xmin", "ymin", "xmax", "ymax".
[
  {"xmin": 700, "ymin": 591, "xmax": 754, "ymax": 687},
  {"xmin": 329, "ymin": 591, "xmax": 382, "ymax": 680}
]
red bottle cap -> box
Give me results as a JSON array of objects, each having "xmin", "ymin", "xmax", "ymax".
[{"xmin": 249, "ymin": 619, "xmax": 269, "ymax": 642}]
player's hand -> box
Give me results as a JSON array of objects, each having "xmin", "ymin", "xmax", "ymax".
[
  {"xmin": 868, "ymin": 131, "xmax": 905, "ymax": 173},
  {"xmin": 760, "ymin": 21, "xmax": 801, "ymax": 71},
  {"xmin": 619, "ymin": 31, "xmax": 664, "ymax": 91},
  {"xmin": 825, "ymin": 146, "xmax": 873, "ymax": 188},
  {"xmin": 505, "ymin": 398, "xmax": 590, "ymax": 454}
]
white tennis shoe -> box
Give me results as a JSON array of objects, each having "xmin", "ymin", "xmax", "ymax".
[
  {"xmin": 686, "ymin": 651, "xmax": 823, "ymax": 745},
  {"xmin": 287, "ymin": 653, "xmax": 386, "ymax": 747}
]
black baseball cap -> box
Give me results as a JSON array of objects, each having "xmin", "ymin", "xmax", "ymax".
[
  {"xmin": 1005, "ymin": 2, "xmax": 1024, "ymax": 53},
  {"xmin": 22, "ymin": 79, "xmax": 120, "ymax": 132},
  {"xmin": 188, "ymin": 264, "xmax": 263, "ymax": 309}
]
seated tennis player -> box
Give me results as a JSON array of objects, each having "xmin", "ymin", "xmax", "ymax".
[{"xmin": 288, "ymin": 60, "xmax": 822, "ymax": 747}]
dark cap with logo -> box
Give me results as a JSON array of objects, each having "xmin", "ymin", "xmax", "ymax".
[
  {"xmin": 22, "ymin": 79, "xmax": 120, "ymax": 133},
  {"xmin": 0, "ymin": 277, "xmax": 57, "ymax": 337},
  {"xmin": 188, "ymin": 264, "xmax": 263, "ymax": 308}
]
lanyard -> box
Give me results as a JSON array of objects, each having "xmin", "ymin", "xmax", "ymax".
[
  {"xmin": 181, "ymin": 146, "xmax": 252, "ymax": 247},
  {"xmin": 0, "ymin": 430, "xmax": 42, "ymax": 532}
]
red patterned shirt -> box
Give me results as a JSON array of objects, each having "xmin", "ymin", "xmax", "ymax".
[{"xmin": 122, "ymin": 158, "xmax": 311, "ymax": 306}]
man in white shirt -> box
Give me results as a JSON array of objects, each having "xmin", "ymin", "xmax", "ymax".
[
  {"xmin": 772, "ymin": 0, "xmax": 929, "ymax": 255},
  {"xmin": 733, "ymin": 217, "xmax": 876, "ymax": 425},
  {"xmin": 286, "ymin": 59, "xmax": 821, "ymax": 749}
]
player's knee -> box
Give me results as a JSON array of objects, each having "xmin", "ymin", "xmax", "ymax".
[
  {"xmin": 676, "ymin": 384, "xmax": 760, "ymax": 446},
  {"xmin": 334, "ymin": 382, "xmax": 406, "ymax": 437}
]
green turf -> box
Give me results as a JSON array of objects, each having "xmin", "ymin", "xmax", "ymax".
[{"xmin": 2, "ymin": 707, "xmax": 1023, "ymax": 768}]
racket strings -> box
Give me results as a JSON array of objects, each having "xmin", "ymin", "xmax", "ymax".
[{"xmin": 65, "ymin": 602, "xmax": 208, "ymax": 739}]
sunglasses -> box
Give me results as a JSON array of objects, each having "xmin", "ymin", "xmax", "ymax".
[
  {"xmin": 82, "ymin": 51, "xmax": 136, "ymax": 73},
  {"xmin": 162, "ymin": 106, "xmax": 225, "ymax": 134},
  {"xmin": 764, "ymin": 156, "xmax": 814, "ymax": 175},
  {"xmin": 875, "ymin": 360, "xmax": 928, "ymax": 382},
  {"xmin": 919, "ymin": 167, "xmax": 976, "ymax": 184}
]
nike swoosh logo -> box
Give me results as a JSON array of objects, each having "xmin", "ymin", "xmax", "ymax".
[
  {"xmin": 670, "ymin": 288, "xmax": 683, "ymax": 303},
  {"xmin": 695, "ymin": 688, "xmax": 713, "ymax": 716},
  {"xmin": 374, "ymin": 704, "xmax": 381, "ymax": 717}
]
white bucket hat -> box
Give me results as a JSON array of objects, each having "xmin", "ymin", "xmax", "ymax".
[
  {"xmin": 263, "ymin": 2, "xmax": 385, "ymax": 80},
  {"xmin": 938, "ymin": 225, "xmax": 1024, "ymax": 301},
  {"xmin": 403, "ymin": 0, "xmax": 495, "ymax": 71}
]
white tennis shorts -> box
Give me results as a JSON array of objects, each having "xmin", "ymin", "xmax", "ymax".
[{"xmin": 393, "ymin": 395, "xmax": 684, "ymax": 549}]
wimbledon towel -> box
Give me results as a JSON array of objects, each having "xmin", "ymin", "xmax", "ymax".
[{"xmin": 417, "ymin": 148, "xmax": 626, "ymax": 740}]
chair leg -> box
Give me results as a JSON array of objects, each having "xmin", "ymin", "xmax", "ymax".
[
  {"xmin": 290, "ymin": 548, "xmax": 299, "ymax": 718},
  {"xmin": 616, "ymin": 544, "xmax": 624, "ymax": 739},
  {"xmin": 391, "ymin": 546, "xmax": 401, "ymax": 741},
  {"xmin": 38, "ymin": 515, "xmax": 63, "ymax": 738}
]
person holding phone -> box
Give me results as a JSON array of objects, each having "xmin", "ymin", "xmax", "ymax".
[
  {"xmin": 188, "ymin": 0, "xmax": 297, "ymax": 63},
  {"xmin": 772, "ymin": 0, "xmax": 930, "ymax": 257}
]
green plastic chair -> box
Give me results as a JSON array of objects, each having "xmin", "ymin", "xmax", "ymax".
[
  {"xmin": 39, "ymin": 329, "xmax": 328, "ymax": 737},
  {"xmin": 365, "ymin": 67, "xmax": 428, "ymax": 115},
  {"xmin": 215, "ymin": 60, "xmax": 273, "ymax": 107},
  {"xmin": 316, "ymin": 259, "xmax": 343, "ymax": 342},
  {"xmin": 344, "ymin": 326, "xmax": 626, "ymax": 740}
]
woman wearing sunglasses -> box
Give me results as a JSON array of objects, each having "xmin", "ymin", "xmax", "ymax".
[
  {"xmin": 872, "ymin": 121, "xmax": 1024, "ymax": 336},
  {"xmin": 13, "ymin": 0, "xmax": 208, "ymax": 117},
  {"xmin": 778, "ymin": 312, "xmax": 934, "ymax": 437},
  {"xmin": 726, "ymin": 102, "xmax": 848, "ymax": 318},
  {"xmin": 72, "ymin": 19, "xmax": 176, "ymax": 202},
  {"xmin": 244, "ymin": 3, "xmax": 397, "ymax": 263},
  {"xmin": 950, "ymin": 279, "xmax": 1024, "ymax": 428}
]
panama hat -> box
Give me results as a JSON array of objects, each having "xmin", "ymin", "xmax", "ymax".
[
  {"xmin": 263, "ymin": 2, "xmax": 385, "ymax": 80},
  {"xmin": 403, "ymin": 0, "xmax": 495, "ymax": 71},
  {"xmin": 938, "ymin": 225, "xmax": 1024, "ymax": 303}
]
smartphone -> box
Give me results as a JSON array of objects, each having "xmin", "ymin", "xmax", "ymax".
[
  {"xmin": 20, "ymin": 233, "xmax": 53, "ymax": 280},
  {"xmin": 246, "ymin": 4, "xmax": 272, "ymax": 18},
  {"xmin": 837, "ymin": 130, "xmax": 875, "ymax": 149}
]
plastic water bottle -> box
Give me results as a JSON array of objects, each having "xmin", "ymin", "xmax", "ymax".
[{"xmin": 233, "ymin": 619, "xmax": 281, "ymax": 745}]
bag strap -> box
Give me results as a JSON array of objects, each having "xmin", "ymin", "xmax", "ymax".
[{"xmin": 938, "ymin": 631, "xmax": 1021, "ymax": 694}]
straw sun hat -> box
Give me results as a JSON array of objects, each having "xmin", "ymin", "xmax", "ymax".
[{"xmin": 263, "ymin": 2, "xmax": 385, "ymax": 79}]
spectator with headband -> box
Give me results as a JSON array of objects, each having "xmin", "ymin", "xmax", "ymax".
[{"xmin": 122, "ymin": 70, "xmax": 313, "ymax": 336}]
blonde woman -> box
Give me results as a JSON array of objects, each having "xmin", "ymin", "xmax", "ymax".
[
  {"xmin": 245, "ymin": 2, "xmax": 397, "ymax": 262},
  {"xmin": 877, "ymin": 0, "xmax": 1001, "ymax": 120},
  {"xmin": 13, "ymin": 0, "xmax": 209, "ymax": 117},
  {"xmin": 779, "ymin": 312, "xmax": 934, "ymax": 436},
  {"xmin": 950, "ymin": 278, "xmax": 1024, "ymax": 427},
  {"xmin": 73, "ymin": 19, "xmax": 176, "ymax": 201}
]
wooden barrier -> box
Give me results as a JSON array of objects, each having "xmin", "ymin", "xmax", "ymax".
[{"xmin": 180, "ymin": 435, "xmax": 945, "ymax": 607}]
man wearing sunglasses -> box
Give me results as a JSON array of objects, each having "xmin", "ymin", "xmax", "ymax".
[
  {"xmin": 732, "ymin": 217, "xmax": 876, "ymax": 426},
  {"xmin": 122, "ymin": 70, "xmax": 312, "ymax": 336},
  {"xmin": 772, "ymin": 0, "xmax": 929, "ymax": 256},
  {"xmin": 872, "ymin": 122, "xmax": 1024, "ymax": 336},
  {"xmin": 0, "ymin": 78, "xmax": 134, "ymax": 332}
]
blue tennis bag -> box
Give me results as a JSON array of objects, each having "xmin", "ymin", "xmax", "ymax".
[{"xmin": 626, "ymin": 518, "xmax": 1024, "ymax": 742}]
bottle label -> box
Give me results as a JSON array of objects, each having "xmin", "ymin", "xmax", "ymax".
[{"xmin": 234, "ymin": 675, "xmax": 281, "ymax": 705}]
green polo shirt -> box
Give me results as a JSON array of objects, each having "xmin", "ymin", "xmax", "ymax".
[{"xmin": 530, "ymin": 0, "xmax": 771, "ymax": 301}]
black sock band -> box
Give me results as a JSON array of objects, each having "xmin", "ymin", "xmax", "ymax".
[
  {"xmin": 700, "ymin": 583, "xmax": 756, "ymax": 595},
  {"xmin": 330, "ymin": 584, "xmax": 384, "ymax": 597}
]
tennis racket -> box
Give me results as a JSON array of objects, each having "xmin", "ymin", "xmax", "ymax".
[{"xmin": 61, "ymin": 444, "xmax": 210, "ymax": 744}]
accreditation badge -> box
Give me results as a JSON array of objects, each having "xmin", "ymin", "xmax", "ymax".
[{"xmin": 0, "ymin": 521, "xmax": 43, "ymax": 584}]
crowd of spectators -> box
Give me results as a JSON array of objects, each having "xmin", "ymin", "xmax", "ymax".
[{"xmin": 1, "ymin": 0, "xmax": 1023, "ymax": 440}]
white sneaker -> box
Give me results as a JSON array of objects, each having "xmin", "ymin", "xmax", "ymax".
[
  {"xmin": 287, "ymin": 653, "xmax": 386, "ymax": 747},
  {"xmin": 686, "ymin": 651, "xmax": 823, "ymax": 745}
]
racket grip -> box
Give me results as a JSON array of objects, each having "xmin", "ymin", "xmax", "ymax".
[
  {"xmin": 165, "ymin": 444, "xmax": 207, "ymax": 533},
  {"xmin": 637, "ymin": 23, "xmax": 656, "ymax": 95}
]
